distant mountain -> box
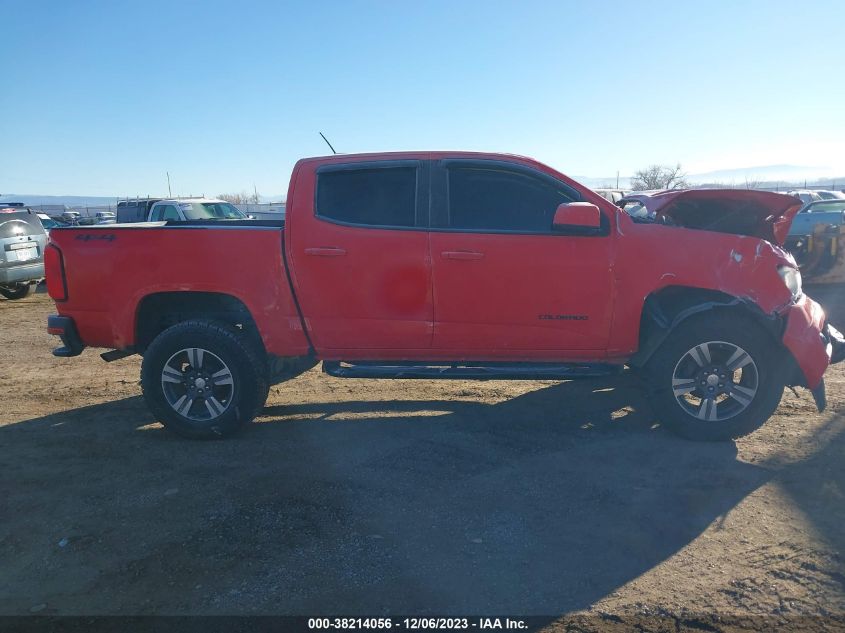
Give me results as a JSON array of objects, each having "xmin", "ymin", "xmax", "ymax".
[{"xmin": 687, "ymin": 164, "xmax": 829, "ymax": 185}]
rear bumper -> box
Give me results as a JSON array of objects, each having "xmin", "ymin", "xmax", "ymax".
[
  {"xmin": 0, "ymin": 262, "xmax": 44, "ymax": 284},
  {"xmin": 781, "ymin": 295, "xmax": 844, "ymax": 404},
  {"xmin": 47, "ymin": 314, "xmax": 85, "ymax": 357}
]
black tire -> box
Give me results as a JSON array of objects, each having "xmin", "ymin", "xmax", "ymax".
[
  {"xmin": 0, "ymin": 283, "xmax": 32, "ymax": 300},
  {"xmin": 141, "ymin": 320, "xmax": 269, "ymax": 439},
  {"xmin": 644, "ymin": 312, "xmax": 785, "ymax": 441}
]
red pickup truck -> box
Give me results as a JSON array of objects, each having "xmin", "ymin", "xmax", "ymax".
[{"xmin": 45, "ymin": 152, "xmax": 845, "ymax": 441}]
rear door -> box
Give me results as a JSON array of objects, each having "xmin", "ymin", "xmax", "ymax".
[
  {"xmin": 287, "ymin": 159, "xmax": 433, "ymax": 354},
  {"xmin": 429, "ymin": 159, "xmax": 615, "ymax": 356}
]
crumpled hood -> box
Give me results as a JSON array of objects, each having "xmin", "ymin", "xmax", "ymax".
[{"xmin": 622, "ymin": 189, "xmax": 802, "ymax": 245}]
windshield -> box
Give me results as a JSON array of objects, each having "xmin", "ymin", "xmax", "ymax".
[
  {"xmin": 39, "ymin": 216, "xmax": 61, "ymax": 229},
  {"xmin": 178, "ymin": 202, "xmax": 245, "ymax": 220}
]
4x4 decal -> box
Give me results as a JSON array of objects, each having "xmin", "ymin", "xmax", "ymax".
[
  {"xmin": 75, "ymin": 233, "xmax": 116, "ymax": 242},
  {"xmin": 538, "ymin": 314, "xmax": 588, "ymax": 321}
]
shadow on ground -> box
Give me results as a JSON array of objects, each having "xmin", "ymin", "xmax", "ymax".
[{"xmin": 0, "ymin": 372, "xmax": 789, "ymax": 616}]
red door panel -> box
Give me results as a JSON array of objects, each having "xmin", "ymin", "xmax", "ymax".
[
  {"xmin": 431, "ymin": 232, "xmax": 614, "ymax": 354},
  {"xmin": 291, "ymin": 224, "xmax": 432, "ymax": 351},
  {"xmin": 286, "ymin": 159, "xmax": 433, "ymax": 353},
  {"xmin": 429, "ymin": 158, "xmax": 615, "ymax": 356}
]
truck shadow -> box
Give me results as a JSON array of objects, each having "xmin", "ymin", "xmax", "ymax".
[{"xmin": 2, "ymin": 373, "xmax": 828, "ymax": 616}]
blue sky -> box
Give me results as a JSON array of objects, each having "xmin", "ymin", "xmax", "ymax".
[{"xmin": 2, "ymin": 0, "xmax": 844, "ymax": 197}]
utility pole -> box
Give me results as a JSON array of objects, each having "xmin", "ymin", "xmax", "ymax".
[
  {"xmin": 167, "ymin": 172, "xmax": 172, "ymax": 197},
  {"xmin": 253, "ymin": 183, "xmax": 259, "ymax": 203}
]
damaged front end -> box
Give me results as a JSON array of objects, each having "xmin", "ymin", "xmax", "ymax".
[
  {"xmin": 621, "ymin": 189, "xmax": 845, "ymax": 284},
  {"xmin": 620, "ymin": 189, "xmax": 845, "ymax": 412},
  {"xmin": 619, "ymin": 188, "xmax": 803, "ymax": 244},
  {"xmin": 780, "ymin": 295, "xmax": 845, "ymax": 412},
  {"xmin": 809, "ymin": 322, "xmax": 845, "ymax": 410}
]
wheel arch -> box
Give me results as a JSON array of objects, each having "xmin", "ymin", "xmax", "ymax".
[
  {"xmin": 135, "ymin": 291, "xmax": 264, "ymax": 354},
  {"xmin": 629, "ymin": 286, "xmax": 786, "ymax": 368}
]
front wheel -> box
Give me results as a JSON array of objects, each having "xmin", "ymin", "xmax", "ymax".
[
  {"xmin": 0, "ymin": 283, "xmax": 33, "ymax": 300},
  {"xmin": 141, "ymin": 320, "xmax": 269, "ymax": 439},
  {"xmin": 645, "ymin": 313, "xmax": 785, "ymax": 441}
]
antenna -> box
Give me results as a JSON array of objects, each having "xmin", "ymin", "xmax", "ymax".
[
  {"xmin": 166, "ymin": 171, "xmax": 172, "ymax": 197},
  {"xmin": 319, "ymin": 132, "xmax": 337, "ymax": 155}
]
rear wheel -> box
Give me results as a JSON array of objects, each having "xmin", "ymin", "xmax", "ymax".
[
  {"xmin": 141, "ymin": 320, "xmax": 269, "ymax": 439},
  {"xmin": 0, "ymin": 283, "xmax": 32, "ymax": 300},
  {"xmin": 645, "ymin": 313, "xmax": 785, "ymax": 441}
]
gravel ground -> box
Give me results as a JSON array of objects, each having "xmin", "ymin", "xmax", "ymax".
[{"xmin": 1, "ymin": 290, "xmax": 843, "ymax": 630}]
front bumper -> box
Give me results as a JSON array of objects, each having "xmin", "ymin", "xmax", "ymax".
[
  {"xmin": 781, "ymin": 295, "xmax": 845, "ymax": 411},
  {"xmin": 47, "ymin": 314, "xmax": 85, "ymax": 357},
  {"xmin": 0, "ymin": 262, "xmax": 44, "ymax": 284},
  {"xmin": 825, "ymin": 322, "xmax": 845, "ymax": 364}
]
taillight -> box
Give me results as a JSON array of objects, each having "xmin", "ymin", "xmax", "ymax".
[{"xmin": 44, "ymin": 244, "xmax": 67, "ymax": 301}]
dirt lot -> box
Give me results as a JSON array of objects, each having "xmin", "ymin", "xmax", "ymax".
[{"xmin": 1, "ymin": 290, "xmax": 844, "ymax": 628}]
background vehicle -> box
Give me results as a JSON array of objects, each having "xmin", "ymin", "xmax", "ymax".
[
  {"xmin": 1, "ymin": 201, "xmax": 28, "ymax": 213},
  {"xmin": 116, "ymin": 198, "xmax": 161, "ymax": 223},
  {"xmin": 788, "ymin": 190, "xmax": 823, "ymax": 204},
  {"xmin": 593, "ymin": 188, "xmax": 628, "ymax": 204},
  {"xmin": 45, "ymin": 152, "xmax": 844, "ymax": 442},
  {"xmin": 146, "ymin": 198, "xmax": 248, "ymax": 222},
  {"xmin": 816, "ymin": 190, "xmax": 845, "ymax": 200},
  {"xmin": 785, "ymin": 199, "xmax": 845, "ymax": 282},
  {"xmin": 115, "ymin": 197, "xmax": 249, "ymax": 223},
  {"xmin": 60, "ymin": 210, "xmax": 82, "ymax": 225},
  {"xmin": 37, "ymin": 213, "xmax": 65, "ymax": 235},
  {"xmin": 1, "ymin": 209, "xmax": 47, "ymax": 299}
]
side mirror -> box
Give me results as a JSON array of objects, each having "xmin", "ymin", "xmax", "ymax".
[{"xmin": 552, "ymin": 202, "xmax": 602, "ymax": 233}]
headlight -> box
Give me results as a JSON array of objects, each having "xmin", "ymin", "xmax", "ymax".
[{"xmin": 779, "ymin": 265, "xmax": 802, "ymax": 300}]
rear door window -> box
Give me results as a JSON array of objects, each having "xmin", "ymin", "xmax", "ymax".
[{"xmin": 316, "ymin": 164, "xmax": 418, "ymax": 228}]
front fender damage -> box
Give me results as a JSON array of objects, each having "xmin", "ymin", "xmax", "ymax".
[{"xmin": 780, "ymin": 296, "xmax": 845, "ymax": 411}]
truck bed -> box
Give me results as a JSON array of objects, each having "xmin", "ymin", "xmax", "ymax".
[{"xmin": 47, "ymin": 222, "xmax": 308, "ymax": 356}]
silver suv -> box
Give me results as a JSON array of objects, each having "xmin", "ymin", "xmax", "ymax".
[{"xmin": 0, "ymin": 209, "xmax": 47, "ymax": 300}]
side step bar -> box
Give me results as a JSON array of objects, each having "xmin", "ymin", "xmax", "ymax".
[{"xmin": 322, "ymin": 360, "xmax": 622, "ymax": 380}]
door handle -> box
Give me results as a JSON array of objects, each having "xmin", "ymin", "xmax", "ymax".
[
  {"xmin": 304, "ymin": 247, "xmax": 347, "ymax": 257},
  {"xmin": 441, "ymin": 250, "xmax": 484, "ymax": 260}
]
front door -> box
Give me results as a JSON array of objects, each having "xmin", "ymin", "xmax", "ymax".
[{"xmin": 429, "ymin": 159, "xmax": 614, "ymax": 356}]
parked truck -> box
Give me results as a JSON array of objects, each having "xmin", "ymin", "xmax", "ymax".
[
  {"xmin": 116, "ymin": 197, "xmax": 249, "ymax": 223},
  {"xmin": 45, "ymin": 152, "xmax": 845, "ymax": 441}
]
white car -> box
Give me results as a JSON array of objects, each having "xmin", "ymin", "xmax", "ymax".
[
  {"xmin": 816, "ymin": 190, "xmax": 845, "ymax": 200},
  {"xmin": 147, "ymin": 198, "xmax": 248, "ymax": 222},
  {"xmin": 788, "ymin": 190, "xmax": 823, "ymax": 204}
]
